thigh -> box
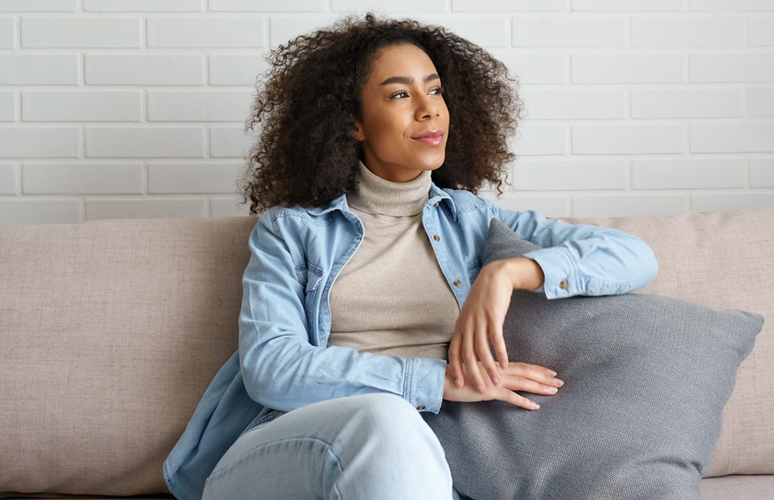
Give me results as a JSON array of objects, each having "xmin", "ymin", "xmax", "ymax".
[{"xmin": 203, "ymin": 393, "xmax": 453, "ymax": 500}]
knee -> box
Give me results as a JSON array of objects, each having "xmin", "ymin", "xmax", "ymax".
[
  {"xmin": 344, "ymin": 393, "xmax": 441, "ymax": 449},
  {"xmin": 333, "ymin": 394, "xmax": 452, "ymax": 493}
]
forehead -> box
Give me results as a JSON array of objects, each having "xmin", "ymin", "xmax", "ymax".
[{"xmin": 366, "ymin": 44, "xmax": 438, "ymax": 81}]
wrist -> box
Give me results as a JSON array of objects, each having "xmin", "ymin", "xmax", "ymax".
[{"xmin": 502, "ymin": 257, "xmax": 545, "ymax": 291}]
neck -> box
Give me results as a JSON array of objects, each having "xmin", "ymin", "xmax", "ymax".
[{"xmin": 347, "ymin": 161, "xmax": 431, "ymax": 217}]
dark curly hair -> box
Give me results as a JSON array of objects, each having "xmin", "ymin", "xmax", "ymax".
[{"xmin": 239, "ymin": 13, "xmax": 524, "ymax": 215}]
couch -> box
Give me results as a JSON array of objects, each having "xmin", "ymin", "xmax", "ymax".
[{"xmin": 1, "ymin": 208, "xmax": 772, "ymax": 499}]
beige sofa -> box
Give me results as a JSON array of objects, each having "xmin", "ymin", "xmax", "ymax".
[{"xmin": 1, "ymin": 208, "xmax": 772, "ymax": 500}]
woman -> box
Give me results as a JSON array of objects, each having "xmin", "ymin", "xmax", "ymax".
[{"xmin": 163, "ymin": 14, "xmax": 658, "ymax": 500}]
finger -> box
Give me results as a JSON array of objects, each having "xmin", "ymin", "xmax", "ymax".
[
  {"xmin": 506, "ymin": 362, "xmax": 564, "ymax": 387},
  {"xmin": 502, "ymin": 374, "xmax": 561, "ymax": 395},
  {"xmin": 515, "ymin": 362, "xmax": 558, "ymax": 378},
  {"xmin": 490, "ymin": 323, "xmax": 509, "ymax": 370},
  {"xmin": 494, "ymin": 387, "xmax": 540, "ymax": 410},
  {"xmin": 476, "ymin": 325, "xmax": 500, "ymax": 386},
  {"xmin": 462, "ymin": 327, "xmax": 485, "ymax": 393},
  {"xmin": 448, "ymin": 333, "xmax": 464, "ymax": 388}
]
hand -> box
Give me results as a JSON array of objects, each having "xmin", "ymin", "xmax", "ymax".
[
  {"xmin": 448, "ymin": 257, "xmax": 545, "ymax": 393},
  {"xmin": 442, "ymin": 361, "xmax": 563, "ymax": 410}
]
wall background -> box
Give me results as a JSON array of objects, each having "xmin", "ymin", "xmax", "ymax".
[{"xmin": 1, "ymin": 0, "xmax": 773, "ymax": 224}]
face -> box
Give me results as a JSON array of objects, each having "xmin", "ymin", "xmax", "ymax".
[{"xmin": 353, "ymin": 43, "xmax": 450, "ymax": 183}]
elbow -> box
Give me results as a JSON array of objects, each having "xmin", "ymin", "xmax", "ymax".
[
  {"xmin": 631, "ymin": 241, "xmax": 659, "ymax": 291},
  {"xmin": 239, "ymin": 336, "xmax": 307, "ymax": 411},
  {"xmin": 240, "ymin": 359, "xmax": 289, "ymax": 410},
  {"xmin": 238, "ymin": 341, "xmax": 279, "ymax": 407}
]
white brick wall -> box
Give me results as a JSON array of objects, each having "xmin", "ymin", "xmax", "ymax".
[
  {"xmin": 22, "ymin": 91, "xmax": 143, "ymax": 121},
  {"xmin": 82, "ymin": 0, "xmax": 203, "ymax": 12},
  {"xmin": 0, "ymin": 18, "xmax": 14, "ymax": 47},
  {"xmin": 511, "ymin": 17, "xmax": 625, "ymax": 47},
  {"xmin": 21, "ymin": 18, "xmax": 142, "ymax": 48},
  {"xmin": 1, "ymin": 3, "xmax": 773, "ymax": 224},
  {"xmin": 0, "ymin": 163, "xmax": 17, "ymax": 194},
  {"xmin": 0, "ymin": 91, "xmax": 14, "ymax": 121},
  {"xmin": 85, "ymin": 55, "xmax": 205, "ymax": 85}
]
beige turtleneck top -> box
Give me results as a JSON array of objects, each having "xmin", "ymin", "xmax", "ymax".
[{"xmin": 326, "ymin": 162, "xmax": 460, "ymax": 360}]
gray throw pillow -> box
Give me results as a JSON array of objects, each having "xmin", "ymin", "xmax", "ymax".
[{"xmin": 423, "ymin": 219, "xmax": 763, "ymax": 500}]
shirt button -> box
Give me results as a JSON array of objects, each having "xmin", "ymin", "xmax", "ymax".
[
  {"xmin": 559, "ymin": 281, "xmax": 568, "ymax": 289},
  {"xmin": 433, "ymin": 202, "xmax": 439, "ymax": 207},
  {"xmin": 453, "ymin": 280, "xmax": 461, "ymax": 287},
  {"xmin": 416, "ymin": 405, "xmax": 426, "ymax": 410},
  {"xmin": 433, "ymin": 234, "xmax": 440, "ymax": 241}
]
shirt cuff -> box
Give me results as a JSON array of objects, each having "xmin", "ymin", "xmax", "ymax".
[
  {"xmin": 523, "ymin": 247, "xmax": 581, "ymax": 300},
  {"xmin": 404, "ymin": 357, "xmax": 446, "ymax": 414}
]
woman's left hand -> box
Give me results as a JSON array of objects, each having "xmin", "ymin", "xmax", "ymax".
[{"xmin": 448, "ymin": 256, "xmax": 545, "ymax": 393}]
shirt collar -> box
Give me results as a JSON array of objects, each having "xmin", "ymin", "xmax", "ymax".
[{"xmin": 305, "ymin": 182, "xmax": 457, "ymax": 221}]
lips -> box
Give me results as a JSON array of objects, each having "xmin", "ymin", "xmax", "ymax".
[{"xmin": 411, "ymin": 129, "xmax": 445, "ymax": 146}]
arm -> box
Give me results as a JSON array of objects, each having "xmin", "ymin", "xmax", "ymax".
[
  {"xmin": 496, "ymin": 207, "xmax": 658, "ymax": 299},
  {"xmin": 239, "ymin": 212, "xmax": 447, "ymax": 413},
  {"xmin": 448, "ymin": 204, "xmax": 659, "ymax": 392}
]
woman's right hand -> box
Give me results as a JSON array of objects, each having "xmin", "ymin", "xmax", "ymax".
[{"xmin": 443, "ymin": 361, "xmax": 563, "ymax": 410}]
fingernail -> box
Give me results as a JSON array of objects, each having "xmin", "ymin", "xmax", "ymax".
[
  {"xmin": 492, "ymin": 377, "xmax": 500, "ymax": 386},
  {"xmin": 477, "ymin": 384, "xmax": 486, "ymax": 393},
  {"xmin": 547, "ymin": 387, "xmax": 558, "ymax": 394},
  {"xmin": 551, "ymin": 370, "xmax": 558, "ymax": 377},
  {"xmin": 556, "ymin": 379, "xmax": 564, "ymax": 387},
  {"xmin": 454, "ymin": 377, "xmax": 461, "ymax": 387},
  {"xmin": 532, "ymin": 402, "xmax": 540, "ymax": 410}
]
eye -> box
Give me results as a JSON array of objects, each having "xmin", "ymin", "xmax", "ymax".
[
  {"xmin": 390, "ymin": 91, "xmax": 408, "ymax": 99},
  {"xmin": 429, "ymin": 85, "xmax": 444, "ymax": 95}
]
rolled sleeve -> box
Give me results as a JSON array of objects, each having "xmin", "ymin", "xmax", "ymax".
[
  {"xmin": 523, "ymin": 246, "xmax": 583, "ymax": 299},
  {"xmin": 404, "ymin": 357, "xmax": 446, "ymax": 413}
]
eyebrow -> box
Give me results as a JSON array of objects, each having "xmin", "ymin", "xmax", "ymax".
[{"xmin": 379, "ymin": 73, "xmax": 440, "ymax": 86}]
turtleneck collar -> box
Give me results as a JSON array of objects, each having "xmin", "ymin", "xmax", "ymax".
[{"xmin": 347, "ymin": 161, "xmax": 432, "ymax": 217}]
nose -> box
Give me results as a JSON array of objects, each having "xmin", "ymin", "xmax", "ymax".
[{"xmin": 415, "ymin": 93, "xmax": 440, "ymax": 121}]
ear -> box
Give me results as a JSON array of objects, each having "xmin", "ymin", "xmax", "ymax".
[{"xmin": 351, "ymin": 120, "xmax": 365, "ymax": 142}]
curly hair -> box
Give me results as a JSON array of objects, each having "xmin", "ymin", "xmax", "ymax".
[{"xmin": 239, "ymin": 13, "xmax": 524, "ymax": 214}]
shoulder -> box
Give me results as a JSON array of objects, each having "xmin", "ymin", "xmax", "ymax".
[
  {"xmin": 254, "ymin": 204, "xmax": 337, "ymax": 236},
  {"xmin": 436, "ymin": 186, "xmax": 495, "ymax": 218}
]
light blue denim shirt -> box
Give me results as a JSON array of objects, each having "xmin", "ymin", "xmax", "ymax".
[{"xmin": 163, "ymin": 184, "xmax": 658, "ymax": 500}]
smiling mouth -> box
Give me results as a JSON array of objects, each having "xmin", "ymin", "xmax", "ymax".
[{"xmin": 411, "ymin": 130, "xmax": 445, "ymax": 146}]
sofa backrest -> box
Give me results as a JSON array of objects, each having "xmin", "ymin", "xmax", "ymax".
[
  {"xmin": 0, "ymin": 208, "xmax": 772, "ymax": 496},
  {"xmin": 0, "ymin": 217, "xmax": 254, "ymax": 496}
]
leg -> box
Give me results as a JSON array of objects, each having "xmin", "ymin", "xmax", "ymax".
[{"xmin": 202, "ymin": 393, "xmax": 454, "ymax": 500}]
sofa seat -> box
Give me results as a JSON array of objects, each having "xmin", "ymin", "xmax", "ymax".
[{"xmin": 3, "ymin": 475, "xmax": 774, "ymax": 499}]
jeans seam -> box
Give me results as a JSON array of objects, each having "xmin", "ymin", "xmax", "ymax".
[
  {"xmin": 327, "ymin": 447, "xmax": 345, "ymax": 500},
  {"xmin": 208, "ymin": 436, "xmax": 337, "ymax": 482}
]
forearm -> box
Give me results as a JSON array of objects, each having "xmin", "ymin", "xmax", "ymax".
[
  {"xmin": 240, "ymin": 322, "xmax": 447, "ymax": 413},
  {"xmin": 494, "ymin": 207, "xmax": 658, "ymax": 298}
]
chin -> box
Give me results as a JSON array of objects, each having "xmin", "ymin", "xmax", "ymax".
[{"xmin": 420, "ymin": 154, "xmax": 446, "ymax": 171}]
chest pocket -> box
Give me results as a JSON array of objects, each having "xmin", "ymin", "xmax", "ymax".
[{"xmin": 295, "ymin": 262, "xmax": 324, "ymax": 294}]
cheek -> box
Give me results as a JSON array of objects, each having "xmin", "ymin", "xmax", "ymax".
[
  {"xmin": 440, "ymin": 101, "xmax": 450, "ymax": 124},
  {"xmin": 364, "ymin": 109, "xmax": 406, "ymax": 142}
]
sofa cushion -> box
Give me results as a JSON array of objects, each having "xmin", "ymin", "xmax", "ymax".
[
  {"xmin": 0, "ymin": 217, "xmax": 255, "ymax": 497},
  {"xmin": 560, "ymin": 209, "xmax": 774, "ymax": 477},
  {"xmin": 423, "ymin": 218, "xmax": 763, "ymax": 499}
]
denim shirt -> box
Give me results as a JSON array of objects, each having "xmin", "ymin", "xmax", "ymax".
[{"xmin": 163, "ymin": 184, "xmax": 658, "ymax": 500}]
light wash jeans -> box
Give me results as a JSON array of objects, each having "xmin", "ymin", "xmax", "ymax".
[{"xmin": 201, "ymin": 393, "xmax": 460, "ymax": 500}]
